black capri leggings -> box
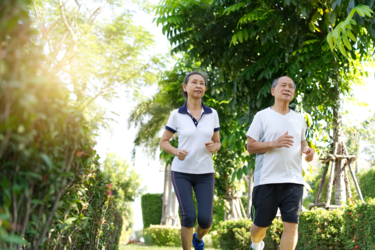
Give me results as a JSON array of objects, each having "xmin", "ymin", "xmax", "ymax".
[{"xmin": 171, "ymin": 171, "xmax": 215, "ymax": 229}]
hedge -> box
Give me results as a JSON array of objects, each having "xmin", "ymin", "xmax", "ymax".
[
  {"xmin": 141, "ymin": 193, "xmax": 163, "ymax": 228},
  {"xmin": 143, "ymin": 225, "xmax": 217, "ymax": 248},
  {"xmin": 216, "ymin": 199, "xmax": 375, "ymax": 250}
]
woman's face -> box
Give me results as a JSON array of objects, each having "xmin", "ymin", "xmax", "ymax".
[{"xmin": 182, "ymin": 74, "xmax": 206, "ymax": 99}]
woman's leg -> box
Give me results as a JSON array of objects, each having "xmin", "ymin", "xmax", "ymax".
[
  {"xmin": 193, "ymin": 173, "xmax": 215, "ymax": 240},
  {"xmin": 171, "ymin": 171, "xmax": 196, "ymax": 250}
]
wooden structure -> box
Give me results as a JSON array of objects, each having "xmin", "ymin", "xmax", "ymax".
[{"xmin": 309, "ymin": 140, "xmax": 364, "ymax": 210}]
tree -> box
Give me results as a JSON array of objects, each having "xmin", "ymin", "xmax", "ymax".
[
  {"xmin": 32, "ymin": 0, "xmax": 164, "ymax": 115},
  {"xmin": 102, "ymin": 152, "xmax": 144, "ymax": 239},
  {"xmin": 155, "ymin": 0, "xmax": 375, "ymax": 205}
]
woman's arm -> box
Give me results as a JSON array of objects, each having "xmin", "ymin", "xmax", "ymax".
[
  {"xmin": 159, "ymin": 129, "xmax": 188, "ymax": 161},
  {"xmin": 205, "ymin": 131, "xmax": 221, "ymax": 153}
]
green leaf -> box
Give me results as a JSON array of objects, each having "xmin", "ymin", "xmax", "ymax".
[
  {"xmin": 231, "ymin": 171, "xmax": 237, "ymax": 182},
  {"xmin": 347, "ymin": 30, "xmax": 356, "ymax": 41},
  {"xmin": 0, "ymin": 234, "xmax": 28, "ymax": 244},
  {"xmin": 40, "ymin": 153, "xmax": 53, "ymax": 169},
  {"xmin": 236, "ymin": 168, "xmax": 243, "ymax": 181},
  {"xmin": 65, "ymin": 217, "xmax": 77, "ymax": 224},
  {"xmin": 343, "ymin": 37, "xmax": 352, "ymax": 50}
]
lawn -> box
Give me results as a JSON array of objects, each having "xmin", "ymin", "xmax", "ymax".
[{"xmin": 120, "ymin": 245, "xmax": 219, "ymax": 250}]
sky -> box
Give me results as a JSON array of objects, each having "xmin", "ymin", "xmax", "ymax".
[{"xmin": 94, "ymin": 1, "xmax": 375, "ymax": 232}]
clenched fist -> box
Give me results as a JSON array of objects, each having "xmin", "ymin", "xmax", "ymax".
[
  {"xmin": 302, "ymin": 147, "xmax": 314, "ymax": 162},
  {"xmin": 205, "ymin": 141, "xmax": 218, "ymax": 153},
  {"xmin": 176, "ymin": 149, "xmax": 188, "ymax": 161},
  {"xmin": 273, "ymin": 131, "xmax": 294, "ymax": 148}
]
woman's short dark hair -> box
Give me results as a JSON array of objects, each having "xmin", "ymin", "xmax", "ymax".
[{"xmin": 182, "ymin": 71, "xmax": 208, "ymax": 98}]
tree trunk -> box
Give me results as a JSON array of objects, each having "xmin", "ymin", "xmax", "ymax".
[
  {"xmin": 247, "ymin": 169, "xmax": 254, "ymax": 219},
  {"xmin": 161, "ymin": 164, "xmax": 180, "ymax": 227},
  {"xmin": 332, "ymin": 86, "xmax": 346, "ymax": 205}
]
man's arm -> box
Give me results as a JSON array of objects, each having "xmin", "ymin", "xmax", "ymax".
[
  {"xmin": 301, "ymin": 140, "xmax": 314, "ymax": 162},
  {"xmin": 247, "ymin": 131, "xmax": 294, "ymax": 154}
]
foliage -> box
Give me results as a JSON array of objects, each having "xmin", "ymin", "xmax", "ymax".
[
  {"xmin": 103, "ymin": 152, "xmax": 144, "ymax": 227},
  {"xmin": 31, "ymin": 0, "xmax": 164, "ymax": 121},
  {"xmin": 143, "ymin": 226, "xmax": 181, "ymax": 247},
  {"xmin": 143, "ymin": 225, "xmax": 216, "ymax": 248},
  {"xmin": 141, "ymin": 193, "xmax": 163, "ymax": 228},
  {"xmin": 216, "ymin": 199, "xmax": 375, "ymax": 250},
  {"xmin": 155, "ymin": 0, "xmax": 375, "ymax": 185},
  {"xmin": 217, "ymin": 218, "xmax": 283, "ymax": 250},
  {"xmin": 359, "ymin": 167, "xmax": 375, "ymax": 198},
  {"xmin": 0, "ymin": 0, "xmax": 146, "ymax": 249},
  {"xmin": 297, "ymin": 209, "xmax": 344, "ymax": 250}
]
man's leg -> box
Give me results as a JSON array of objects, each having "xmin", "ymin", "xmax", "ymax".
[
  {"xmin": 250, "ymin": 223, "xmax": 268, "ymax": 243},
  {"xmin": 280, "ymin": 222, "xmax": 298, "ymax": 250}
]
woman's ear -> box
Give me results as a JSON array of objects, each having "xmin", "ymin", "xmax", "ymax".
[{"xmin": 182, "ymin": 83, "xmax": 187, "ymax": 92}]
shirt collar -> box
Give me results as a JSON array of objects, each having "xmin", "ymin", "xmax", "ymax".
[{"xmin": 178, "ymin": 102, "xmax": 212, "ymax": 114}]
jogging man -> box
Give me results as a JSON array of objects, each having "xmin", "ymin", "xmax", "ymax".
[{"xmin": 246, "ymin": 76, "xmax": 314, "ymax": 250}]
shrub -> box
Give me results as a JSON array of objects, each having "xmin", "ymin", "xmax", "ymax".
[
  {"xmin": 143, "ymin": 225, "xmax": 181, "ymax": 247},
  {"xmin": 296, "ymin": 208, "xmax": 344, "ymax": 250},
  {"xmin": 341, "ymin": 199, "xmax": 375, "ymax": 250},
  {"xmin": 359, "ymin": 167, "xmax": 375, "ymax": 199},
  {"xmin": 217, "ymin": 218, "xmax": 283, "ymax": 250},
  {"xmin": 141, "ymin": 193, "xmax": 163, "ymax": 228},
  {"xmin": 143, "ymin": 225, "xmax": 216, "ymax": 247}
]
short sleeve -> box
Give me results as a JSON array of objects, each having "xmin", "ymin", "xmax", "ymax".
[
  {"xmin": 301, "ymin": 119, "xmax": 307, "ymax": 141},
  {"xmin": 214, "ymin": 110, "xmax": 220, "ymax": 132},
  {"xmin": 165, "ymin": 110, "xmax": 177, "ymax": 134},
  {"xmin": 246, "ymin": 113, "xmax": 262, "ymax": 141}
]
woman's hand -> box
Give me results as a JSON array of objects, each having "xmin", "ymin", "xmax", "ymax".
[
  {"xmin": 205, "ymin": 141, "xmax": 219, "ymax": 153},
  {"xmin": 176, "ymin": 149, "xmax": 188, "ymax": 161}
]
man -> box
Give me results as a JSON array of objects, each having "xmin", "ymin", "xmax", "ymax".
[{"xmin": 246, "ymin": 76, "xmax": 314, "ymax": 250}]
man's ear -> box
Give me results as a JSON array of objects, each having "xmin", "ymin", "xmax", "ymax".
[
  {"xmin": 271, "ymin": 88, "xmax": 275, "ymax": 96},
  {"xmin": 182, "ymin": 83, "xmax": 187, "ymax": 92}
]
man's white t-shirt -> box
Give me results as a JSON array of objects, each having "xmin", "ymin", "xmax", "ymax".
[
  {"xmin": 166, "ymin": 103, "xmax": 220, "ymax": 174},
  {"xmin": 246, "ymin": 107, "xmax": 307, "ymax": 187}
]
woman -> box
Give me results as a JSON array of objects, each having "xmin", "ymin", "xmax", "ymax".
[{"xmin": 159, "ymin": 71, "xmax": 221, "ymax": 250}]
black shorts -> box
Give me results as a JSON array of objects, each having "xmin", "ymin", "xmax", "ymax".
[{"xmin": 251, "ymin": 183, "xmax": 303, "ymax": 227}]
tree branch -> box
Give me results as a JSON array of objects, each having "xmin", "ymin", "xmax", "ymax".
[{"xmin": 58, "ymin": 0, "xmax": 76, "ymax": 41}]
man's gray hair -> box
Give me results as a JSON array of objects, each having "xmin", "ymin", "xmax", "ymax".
[{"xmin": 271, "ymin": 76, "xmax": 296, "ymax": 89}]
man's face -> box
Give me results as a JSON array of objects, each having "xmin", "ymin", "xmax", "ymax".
[{"xmin": 271, "ymin": 77, "xmax": 295, "ymax": 102}]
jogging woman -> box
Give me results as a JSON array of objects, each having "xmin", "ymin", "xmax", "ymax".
[{"xmin": 159, "ymin": 71, "xmax": 221, "ymax": 250}]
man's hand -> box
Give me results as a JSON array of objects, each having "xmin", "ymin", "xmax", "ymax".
[
  {"xmin": 176, "ymin": 149, "xmax": 188, "ymax": 161},
  {"xmin": 302, "ymin": 147, "xmax": 314, "ymax": 162},
  {"xmin": 205, "ymin": 141, "xmax": 218, "ymax": 153},
  {"xmin": 273, "ymin": 131, "xmax": 294, "ymax": 148}
]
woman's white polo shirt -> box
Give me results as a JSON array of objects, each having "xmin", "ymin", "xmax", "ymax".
[{"xmin": 166, "ymin": 103, "xmax": 220, "ymax": 174}]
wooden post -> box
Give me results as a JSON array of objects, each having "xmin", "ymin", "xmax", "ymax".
[
  {"xmin": 342, "ymin": 143, "xmax": 364, "ymax": 203},
  {"xmin": 326, "ymin": 143, "xmax": 337, "ymax": 206},
  {"xmin": 343, "ymin": 167, "xmax": 353, "ymax": 205},
  {"xmin": 347, "ymin": 159, "xmax": 364, "ymax": 202},
  {"xmin": 315, "ymin": 162, "xmax": 329, "ymax": 204}
]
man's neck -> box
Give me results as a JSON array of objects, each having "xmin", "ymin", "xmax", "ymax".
[
  {"xmin": 271, "ymin": 101, "xmax": 290, "ymax": 115},
  {"xmin": 187, "ymin": 98, "xmax": 202, "ymax": 111}
]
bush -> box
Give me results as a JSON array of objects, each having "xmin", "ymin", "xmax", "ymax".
[
  {"xmin": 141, "ymin": 193, "xmax": 163, "ymax": 228},
  {"xmin": 143, "ymin": 225, "xmax": 217, "ymax": 248},
  {"xmin": 143, "ymin": 225, "xmax": 181, "ymax": 247},
  {"xmin": 297, "ymin": 209, "xmax": 344, "ymax": 250},
  {"xmin": 216, "ymin": 199, "xmax": 375, "ymax": 250},
  {"xmin": 359, "ymin": 167, "xmax": 375, "ymax": 199}
]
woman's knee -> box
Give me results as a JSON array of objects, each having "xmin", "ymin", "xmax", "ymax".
[
  {"xmin": 198, "ymin": 216, "xmax": 212, "ymax": 229},
  {"xmin": 182, "ymin": 213, "xmax": 196, "ymax": 227}
]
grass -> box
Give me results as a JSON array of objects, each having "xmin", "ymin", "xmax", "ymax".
[{"xmin": 120, "ymin": 245, "xmax": 219, "ymax": 250}]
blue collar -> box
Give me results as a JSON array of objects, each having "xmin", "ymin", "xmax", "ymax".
[{"xmin": 178, "ymin": 102, "xmax": 212, "ymax": 114}]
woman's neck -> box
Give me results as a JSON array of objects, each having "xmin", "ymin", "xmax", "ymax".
[{"xmin": 186, "ymin": 97, "xmax": 202, "ymax": 111}]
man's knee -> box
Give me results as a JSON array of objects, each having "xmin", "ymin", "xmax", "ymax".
[
  {"xmin": 251, "ymin": 223, "xmax": 268, "ymax": 234},
  {"xmin": 197, "ymin": 216, "xmax": 211, "ymax": 229}
]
